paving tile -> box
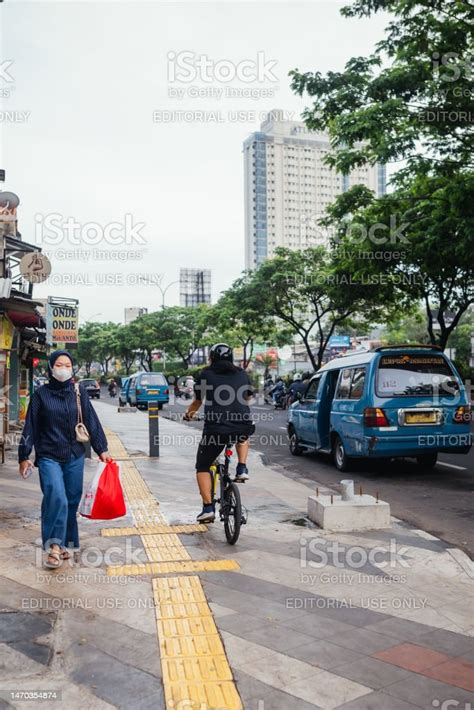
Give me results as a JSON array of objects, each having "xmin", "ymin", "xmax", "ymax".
[
  {"xmin": 234, "ymin": 645, "xmax": 322, "ymax": 686},
  {"xmin": 63, "ymin": 607, "xmax": 161, "ymax": 678},
  {"xmin": 423, "ymin": 658, "xmax": 474, "ymax": 692},
  {"xmin": 382, "ymin": 673, "xmax": 474, "ymax": 707},
  {"xmin": 233, "ymin": 669, "xmax": 321, "ymax": 710},
  {"xmin": 288, "ymin": 639, "xmax": 361, "ymax": 670},
  {"xmin": 215, "ymin": 613, "xmax": 270, "ymax": 636},
  {"xmin": 315, "ymin": 604, "xmax": 392, "ymax": 628},
  {"xmin": 367, "ymin": 617, "xmax": 435, "ymax": 641},
  {"xmin": 280, "ymin": 612, "xmax": 358, "ymax": 639},
  {"xmin": 332, "ymin": 656, "xmax": 414, "ymax": 689},
  {"xmin": 373, "ymin": 643, "xmax": 451, "ymax": 673},
  {"xmin": 0, "ymin": 611, "xmax": 54, "ymax": 643},
  {"xmin": 284, "ymin": 667, "xmax": 372, "ymax": 709},
  {"xmin": 219, "ymin": 618, "xmax": 315, "ymax": 654},
  {"xmin": 9, "ymin": 640, "xmax": 52, "ymax": 666},
  {"xmin": 69, "ymin": 640, "xmax": 164, "ymax": 708},
  {"xmin": 416, "ymin": 628, "xmax": 474, "ymax": 657},
  {"xmin": 337, "ymin": 690, "xmax": 420, "ymax": 709},
  {"xmin": 0, "ymin": 642, "xmax": 47, "ymax": 678},
  {"xmin": 329, "ymin": 627, "xmax": 398, "ymax": 655}
]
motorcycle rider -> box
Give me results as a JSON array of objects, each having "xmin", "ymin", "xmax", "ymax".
[{"xmin": 270, "ymin": 377, "xmax": 286, "ymax": 407}]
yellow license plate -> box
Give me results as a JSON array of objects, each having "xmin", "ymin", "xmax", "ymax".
[
  {"xmin": 405, "ymin": 412, "xmax": 437, "ymax": 424},
  {"xmin": 148, "ymin": 390, "xmax": 158, "ymax": 394}
]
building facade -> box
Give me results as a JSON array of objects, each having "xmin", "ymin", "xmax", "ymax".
[
  {"xmin": 124, "ymin": 307, "xmax": 148, "ymax": 325},
  {"xmin": 179, "ymin": 268, "xmax": 211, "ymax": 307},
  {"xmin": 244, "ymin": 111, "xmax": 386, "ymax": 269}
]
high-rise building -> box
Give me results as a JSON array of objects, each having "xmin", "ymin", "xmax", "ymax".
[
  {"xmin": 179, "ymin": 268, "xmax": 211, "ymax": 307},
  {"xmin": 124, "ymin": 307, "xmax": 147, "ymax": 324},
  {"xmin": 243, "ymin": 110, "xmax": 386, "ymax": 269}
]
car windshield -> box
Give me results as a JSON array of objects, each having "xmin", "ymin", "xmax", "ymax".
[
  {"xmin": 140, "ymin": 374, "xmax": 166, "ymax": 386},
  {"xmin": 82, "ymin": 380, "xmax": 97, "ymax": 386},
  {"xmin": 377, "ymin": 354, "xmax": 459, "ymax": 397}
]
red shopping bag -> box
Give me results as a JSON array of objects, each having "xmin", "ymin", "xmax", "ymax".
[{"xmin": 79, "ymin": 459, "xmax": 126, "ymax": 520}]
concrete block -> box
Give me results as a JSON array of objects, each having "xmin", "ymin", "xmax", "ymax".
[
  {"xmin": 117, "ymin": 406, "xmax": 137, "ymax": 413},
  {"xmin": 307, "ymin": 494, "xmax": 390, "ymax": 531}
]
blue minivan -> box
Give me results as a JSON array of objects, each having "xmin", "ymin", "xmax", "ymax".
[
  {"xmin": 120, "ymin": 372, "xmax": 169, "ymax": 410},
  {"xmin": 287, "ymin": 345, "xmax": 471, "ymax": 471}
]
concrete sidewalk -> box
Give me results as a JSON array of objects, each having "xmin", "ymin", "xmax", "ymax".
[{"xmin": 0, "ymin": 401, "xmax": 473, "ymax": 710}]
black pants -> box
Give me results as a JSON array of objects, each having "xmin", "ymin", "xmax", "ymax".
[{"xmin": 195, "ymin": 426, "xmax": 255, "ymax": 472}]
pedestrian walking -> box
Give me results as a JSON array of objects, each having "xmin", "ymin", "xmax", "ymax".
[{"xmin": 18, "ymin": 350, "xmax": 110, "ymax": 569}]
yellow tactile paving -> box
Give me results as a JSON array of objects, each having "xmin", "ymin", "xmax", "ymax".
[
  {"xmin": 157, "ymin": 616, "xmax": 219, "ymax": 638},
  {"xmin": 101, "ymin": 524, "xmax": 207, "ymax": 536},
  {"xmin": 159, "ymin": 634, "xmax": 226, "ymax": 658},
  {"xmin": 153, "ymin": 577, "xmax": 242, "ymax": 710},
  {"xmin": 164, "ymin": 681, "xmax": 243, "ymax": 710},
  {"xmin": 104, "ymin": 429, "xmax": 243, "ymax": 709},
  {"xmin": 162, "ymin": 656, "xmax": 233, "ymax": 683},
  {"xmin": 107, "ymin": 559, "xmax": 240, "ymax": 577}
]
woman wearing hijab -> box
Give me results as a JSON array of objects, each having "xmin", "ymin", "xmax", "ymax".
[{"xmin": 18, "ymin": 350, "xmax": 109, "ymax": 568}]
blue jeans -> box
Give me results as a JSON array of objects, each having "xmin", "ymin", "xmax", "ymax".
[{"xmin": 37, "ymin": 454, "xmax": 85, "ymax": 551}]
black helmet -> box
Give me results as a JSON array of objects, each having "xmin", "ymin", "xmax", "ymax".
[{"xmin": 209, "ymin": 342, "xmax": 233, "ymax": 363}]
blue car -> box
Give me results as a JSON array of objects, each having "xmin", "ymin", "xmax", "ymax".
[
  {"xmin": 120, "ymin": 372, "xmax": 169, "ymax": 410},
  {"xmin": 287, "ymin": 345, "xmax": 471, "ymax": 471}
]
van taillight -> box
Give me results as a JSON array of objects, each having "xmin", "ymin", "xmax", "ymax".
[
  {"xmin": 453, "ymin": 405, "xmax": 471, "ymax": 423},
  {"xmin": 136, "ymin": 387, "xmax": 143, "ymax": 394},
  {"xmin": 164, "ymin": 388, "xmax": 169, "ymax": 395},
  {"xmin": 364, "ymin": 407, "xmax": 390, "ymax": 427}
]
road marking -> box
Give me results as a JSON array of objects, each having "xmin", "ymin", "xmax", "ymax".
[
  {"xmin": 279, "ymin": 426, "xmax": 287, "ymax": 430},
  {"xmin": 437, "ymin": 461, "xmax": 467, "ymax": 471}
]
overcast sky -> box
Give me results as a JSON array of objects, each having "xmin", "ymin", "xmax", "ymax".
[{"xmin": 1, "ymin": 1, "xmax": 388, "ymax": 323}]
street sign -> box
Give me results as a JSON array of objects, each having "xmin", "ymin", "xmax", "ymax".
[
  {"xmin": 46, "ymin": 302, "xmax": 79, "ymax": 345},
  {"xmin": 328, "ymin": 335, "xmax": 351, "ymax": 348},
  {"xmin": 20, "ymin": 252, "xmax": 52, "ymax": 284}
]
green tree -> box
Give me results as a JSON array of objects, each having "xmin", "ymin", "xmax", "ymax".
[
  {"xmin": 95, "ymin": 322, "xmax": 121, "ymax": 377},
  {"xmin": 77, "ymin": 322, "xmax": 102, "ymax": 375},
  {"xmin": 128, "ymin": 314, "xmax": 160, "ymax": 372},
  {"xmin": 141, "ymin": 306, "xmax": 214, "ymax": 369},
  {"xmin": 212, "ymin": 275, "xmax": 292, "ymax": 369},
  {"xmin": 245, "ymin": 247, "xmax": 386, "ymax": 370},
  {"xmin": 290, "ymin": 0, "xmax": 474, "ymax": 349},
  {"xmin": 115, "ymin": 324, "xmax": 138, "ymax": 375}
]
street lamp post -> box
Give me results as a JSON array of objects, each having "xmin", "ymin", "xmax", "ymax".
[
  {"xmin": 156, "ymin": 280, "xmax": 179, "ymax": 373},
  {"xmin": 156, "ymin": 280, "xmax": 179, "ymax": 309}
]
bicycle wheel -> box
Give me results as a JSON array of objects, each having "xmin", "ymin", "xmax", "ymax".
[{"xmin": 223, "ymin": 482, "xmax": 242, "ymax": 545}]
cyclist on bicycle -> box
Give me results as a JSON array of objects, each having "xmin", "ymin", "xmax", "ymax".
[{"xmin": 184, "ymin": 343, "xmax": 255, "ymax": 523}]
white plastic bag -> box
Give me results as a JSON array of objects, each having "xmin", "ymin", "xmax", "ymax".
[{"xmin": 78, "ymin": 460, "xmax": 106, "ymax": 518}]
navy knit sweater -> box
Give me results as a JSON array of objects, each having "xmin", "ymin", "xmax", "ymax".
[{"xmin": 18, "ymin": 379, "xmax": 108, "ymax": 465}]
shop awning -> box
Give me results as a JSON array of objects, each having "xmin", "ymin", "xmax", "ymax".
[{"xmin": 0, "ymin": 295, "xmax": 46, "ymax": 329}]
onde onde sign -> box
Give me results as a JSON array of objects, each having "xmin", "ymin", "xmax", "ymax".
[{"xmin": 46, "ymin": 303, "xmax": 79, "ymax": 345}]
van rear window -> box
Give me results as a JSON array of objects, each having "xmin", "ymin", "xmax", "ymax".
[
  {"xmin": 140, "ymin": 374, "xmax": 166, "ymax": 386},
  {"xmin": 376, "ymin": 354, "xmax": 459, "ymax": 397}
]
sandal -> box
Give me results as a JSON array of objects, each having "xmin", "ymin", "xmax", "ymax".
[
  {"xmin": 60, "ymin": 549, "xmax": 71, "ymax": 560},
  {"xmin": 44, "ymin": 550, "xmax": 62, "ymax": 569}
]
